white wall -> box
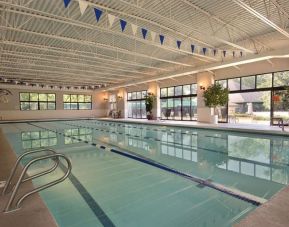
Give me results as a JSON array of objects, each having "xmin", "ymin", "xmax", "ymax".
[{"xmin": 0, "ymin": 87, "xmax": 107, "ymax": 121}]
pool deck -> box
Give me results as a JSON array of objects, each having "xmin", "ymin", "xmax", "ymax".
[
  {"xmin": 97, "ymin": 117, "xmax": 289, "ymax": 136},
  {"xmin": 0, "ymin": 129, "xmax": 57, "ymax": 227}
]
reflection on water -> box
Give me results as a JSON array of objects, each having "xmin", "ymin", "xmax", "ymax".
[
  {"xmin": 73, "ymin": 120, "xmax": 289, "ymax": 199},
  {"xmin": 64, "ymin": 128, "xmax": 92, "ymax": 145},
  {"xmin": 20, "ymin": 121, "xmax": 289, "ymax": 199},
  {"xmin": 21, "ymin": 131, "xmax": 57, "ymax": 149}
]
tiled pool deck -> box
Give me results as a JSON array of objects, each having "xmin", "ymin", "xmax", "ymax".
[
  {"xmin": 0, "ymin": 129, "xmax": 57, "ymax": 227},
  {"xmin": 98, "ymin": 118, "xmax": 289, "ymax": 136}
]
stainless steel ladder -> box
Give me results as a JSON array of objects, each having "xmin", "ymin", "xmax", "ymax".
[{"xmin": 1, "ymin": 148, "xmax": 71, "ymax": 213}]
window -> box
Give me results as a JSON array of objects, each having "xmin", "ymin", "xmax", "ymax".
[
  {"xmin": 63, "ymin": 94, "xmax": 92, "ymax": 110},
  {"xmin": 216, "ymin": 71, "xmax": 284, "ymax": 124},
  {"xmin": 20, "ymin": 93, "xmax": 56, "ymax": 110},
  {"xmin": 216, "ymin": 80, "xmax": 227, "ymax": 88},
  {"xmin": 274, "ymin": 71, "xmax": 289, "ymax": 87},
  {"xmin": 160, "ymin": 83, "xmax": 197, "ymax": 121},
  {"xmin": 21, "ymin": 131, "xmax": 57, "ymax": 149},
  {"xmin": 228, "ymin": 78, "xmax": 240, "ymax": 91},
  {"xmin": 241, "ymin": 76, "xmax": 255, "ymax": 90},
  {"xmin": 183, "ymin": 85, "xmax": 191, "ymax": 95},
  {"xmin": 161, "ymin": 88, "xmax": 167, "ymax": 97},
  {"xmin": 256, "ymin": 73, "xmax": 272, "ymax": 88},
  {"xmin": 127, "ymin": 90, "xmax": 147, "ymax": 119}
]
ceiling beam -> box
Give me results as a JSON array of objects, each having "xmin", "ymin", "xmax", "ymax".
[
  {"xmin": 69, "ymin": 0, "xmax": 213, "ymax": 48},
  {"xmin": 0, "ymin": 72, "xmax": 117, "ymax": 85},
  {"xmin": 0, "ymin": 52, "xmax": 145, "ymax": 78},
  {"xmin": 106, "ymin": 47, "xmax": 289, "ymax": 90},
  {"xmin": 0, "ymin": 5, "xmax": 215, "ymax": 63},
  {"xmin": 180, "ymin": 0, "xmax": 268, "ymax": 51},
  {"xmin": 0, "ymin": 60, "xmax": 140, "ymax": 80},
  {"xmin": 0, "ymin": 26, "xmax": 193, "ymax": 67},
  {"xmin": 0, "ymin": 66, "xmax": 123, "ymax": 83},
  {"xmin": 0, "ymin": 74, "xmax": 118, "ymax": 88},
  {"xmin": 233, "ymin": 0, "xmax": 289, "ymax": 39},
  {"xmin": 2, "ymin": 41, "xmax": 169, "ymax": 72},
  {"xmin": 114, "ymin": 0, "xmax": 255, "ymax": 53}
]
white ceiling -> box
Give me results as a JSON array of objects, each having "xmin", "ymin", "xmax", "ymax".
[{"xmin": 0, "ymin": 0, "xmax": 288, "ymax": 89}]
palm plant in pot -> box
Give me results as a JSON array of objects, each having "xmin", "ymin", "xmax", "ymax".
[
  {"xmin": 203, "ymin": 83, "xmax": 229, "ymax": 124},
  {"xmin": 145, "ymin": 93, "xmax": 156, "ymax": 120}
]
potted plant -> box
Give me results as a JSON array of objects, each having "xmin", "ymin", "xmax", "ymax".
[
  {"xmin": 145, "ymin": 93, "xmax": 156, "ymax": 120},
  {"xmin": 203, "ymin": 83, "xmax": 229, "ymax": 124}
]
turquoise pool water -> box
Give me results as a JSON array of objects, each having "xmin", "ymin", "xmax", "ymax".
[{"xmin": 2, "ymin": 119, "xmax": 289, "ymax": 227}]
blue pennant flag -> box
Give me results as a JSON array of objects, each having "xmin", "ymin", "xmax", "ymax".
[
  {"xmin": 191, "ymin": 45, "xmax": 195, "ymax": 53},
  {"xmin": 120, "ymin": 19, "xmax": 127, "ymax": 32},
  {"xmin": 141, "ymin": 28, "xmax": 148, "ymax": 39},
  {"xmin": 94, "ymin": 8, "xmax": 103, "ymax": 22},
  {"xmin": 159, "ymin": 35, "xmax": 165, "ymax": 45},
  {"xmin": 223, "ymin": 50, "xmax": 226, "ymax": 57},
  {"xmin": 213, "ymin": 49, "xmax": 217, "ymax": 56},
  {"xmin": 240, "ymin": 51, "xmax": 243, "ymax": 57},
  {"xmin": 202, "ymin": 48, "xmax": 207, "ymax": 55},
  {"xmin": 177, "ymin": 40, "xmax": 182, "ymax": 49},
  {"xmin": 64, "ymin": 0, "xmax": 71, "ymax": 8}
]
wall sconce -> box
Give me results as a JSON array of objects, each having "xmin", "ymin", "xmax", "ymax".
[
  {"xmin": 147, "ymin": 92, "xmax": 154, "ymax": 96},
  {"xmin": 117, "ymin": 95, "xmax": 123, "ymax": 99},
  {"xmin": 103, "ymin": 97, "xmax": 108, "ymax": 101},
  {"xmin": 200, "ymin": 85, "xmax": 206, "ymax": 91}
]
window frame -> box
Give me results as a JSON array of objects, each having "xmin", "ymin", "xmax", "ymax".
[
  {"xmin": 215, "ymin": 70, "xmax": 289, "ymax": 124},
  {"xmin": 19, "ymin": 92, "xmax": 56, "ymax": 111},
  {"xmin": 160, "ymin": 83, "xmax": 197, "ymax": 121},
  {"xmin": 127, "ymin": 90, "xmax": 147, "ymax": 119},
  {"xmin": 63, "ymin": 94, "xmax": 92, "ymax": 110}
]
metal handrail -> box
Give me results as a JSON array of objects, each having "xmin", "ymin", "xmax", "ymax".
[
  {"xmin": 2, "ymin": 148, "xmax": 59, "ymax": 196},
  {"xmin": 4, "ymin": 153, "xmax": 71, "ymax": 213}
]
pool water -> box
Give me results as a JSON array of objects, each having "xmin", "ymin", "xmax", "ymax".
[{"xmin": 2, "ymin": 119, "xmax": 289, "ymax": 227}]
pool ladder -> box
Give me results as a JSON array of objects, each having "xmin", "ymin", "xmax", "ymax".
[{"xmin": 1, "ymin": 148, "xmax": 71, "ymax": 213}]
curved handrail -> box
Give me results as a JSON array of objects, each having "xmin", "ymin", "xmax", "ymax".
[
  {"xmin": 2, "ymin": 148, "xmax": 59, "ymax": 195},
  {"xmin": 4, "ymin": 153, "xmax": 71, "ymax": 213}
]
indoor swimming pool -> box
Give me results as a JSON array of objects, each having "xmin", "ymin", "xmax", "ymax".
[{"xmin": 2, "ymin": 119, "xmax": 289, "ymax": 227}]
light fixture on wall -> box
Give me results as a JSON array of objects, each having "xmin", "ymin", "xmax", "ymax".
[
  {"xmin": 200, "ymin": 85, "xmax": 206, "ymax": 91},
  {"xmin": 103, "ymin": 97, "xmax": 108, "ymax": 101},
  {"xmin": 147, "ymin": 92, "xmax": 154, "ymax": 96},
  {"xmin": 117, "ymin": 95, "xmax": 123, "ymax": 99}
]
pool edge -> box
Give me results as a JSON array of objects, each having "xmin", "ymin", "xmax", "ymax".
[{"xmin": 0, "ymin": 129, "xmax": 59, "ymax": 227}]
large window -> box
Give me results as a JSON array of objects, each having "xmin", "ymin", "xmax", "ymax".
[
  {"xmin": 216, "ymin": 70, "xmax": 289, "ymax": 125},
  {"xmin": 63, "ymin": 94, "xmax": 92, "ymax": 110},
  {"xmin": 160, "ymin": 84, "xmax": 197, "ymax": 121},
  {"xmin": 20, "ymin": 93, "xmax": 56, "ymax": 110},
  {"xmin": 127, "ymin": 90, "xmax": 147, "ymax": 119}
]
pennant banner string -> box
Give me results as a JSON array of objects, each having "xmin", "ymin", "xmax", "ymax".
[
  {"xmin": 94, "ymin": 8, "xmax": 103, "ymax": 22},
  {"xmin": 120, "ymin": 19, "xmax": 127, "ymax": 32},
  {"xmin": 63, "ymin": 0, "xmax": 244, "ymax": 58},
  {"xmin": 78, "ymin": 0, "xmax": 88, "ymax": 15}
]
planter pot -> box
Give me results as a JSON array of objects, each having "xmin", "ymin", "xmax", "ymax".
[
  {"xmin": 210, "ymin": 108, "xmax": 218, "ymax": 124},
  {"xmin": 211, "ymin": 114, "xmax": 218, "ymax": 124},
  {"xmin": 147, "ymin": 114, "xmax": 153, "ymax": 120}
]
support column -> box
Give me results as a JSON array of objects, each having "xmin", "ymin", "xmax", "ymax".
[
  {"xmin": 115, "ymin": 88, "xmax": 126, "ymax": 118},
  {"xmin": 148, "ymin": 82, "xmax": 159, "ymax": 120},
  {"xmin": 197, "ymin": 72, "xmax": 214, "ymax": 123}
]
